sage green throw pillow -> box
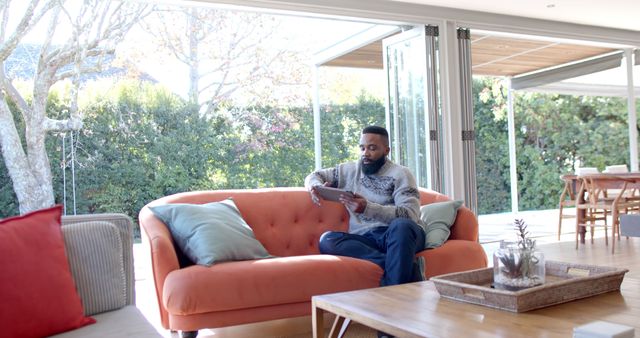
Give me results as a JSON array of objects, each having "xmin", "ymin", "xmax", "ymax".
[
  {"xmin": 419, "ymin": 200, "xmax": 463, "ymax": 249},
  {"xmin": 150, "ymin": 199, "xmax": 272, "ymax": 266}
]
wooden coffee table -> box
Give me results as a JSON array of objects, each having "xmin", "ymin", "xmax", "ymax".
[{"xmin": 312, "ymin": 278, "xmax": 640, "ymax": 338}]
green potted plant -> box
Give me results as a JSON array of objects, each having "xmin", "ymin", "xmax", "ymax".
[{"xmin": 493, "ymin": 219, "xmax": 545, "ymax": 290}]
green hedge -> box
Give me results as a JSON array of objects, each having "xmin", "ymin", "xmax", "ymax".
[{"xmin": 1, "ymin": 78, "xmax": 637, "ymax": 222}]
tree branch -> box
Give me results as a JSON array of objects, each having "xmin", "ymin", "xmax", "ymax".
[
  {"xmin": 53, "ymin": 64, "xmax": 102, "ymax": 83},
  {"xmin": 0, "ymin": 66, "xmax": 31, "ymax": 120},
  {"xmin": 0, "ymin": 0, "xmax": 57, "ymax": 61},
  {"xmin": 42, "ymin": 116, "xmax": 83, "ymax": 132}
]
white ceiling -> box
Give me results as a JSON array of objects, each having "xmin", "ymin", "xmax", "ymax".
[{"xmin": 392, "ymin": 0, "xmax": 640, "ymax": 31}]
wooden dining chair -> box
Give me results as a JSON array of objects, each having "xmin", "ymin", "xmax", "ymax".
[
  {"xmin": 575, "ymin": 174, "xmax": 640, "ymax": 253},
  {"xmin": 557, "ymin": 174, "xmax": 577, "ymax": 241},
  {"xmin": 560, "ymin": 169, "xmax": 602, "ymax": 241},
  {"xmin": 602, "ymin": 165, "xmax": 638, "ymax": 202},
  {"xmin": 574, "ymin": 176, "xmax": 608, "ymax": 246}
]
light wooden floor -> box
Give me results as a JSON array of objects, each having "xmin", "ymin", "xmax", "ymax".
[
  {"xmin": 134, "ymin": 208, "xmax": 640, "ymax": 337},
  {"xmin": 534, "ymin": 235, "xmax": 640, "ymax": 278}
]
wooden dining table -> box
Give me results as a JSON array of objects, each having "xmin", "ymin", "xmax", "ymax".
[{"xmin": 572, "ymin": 172, "xmax": 640, "ymax": 250}]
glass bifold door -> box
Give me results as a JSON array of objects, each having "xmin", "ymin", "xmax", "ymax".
[{"xmin": 383, "ymin": 25, "xmax": 443, "ymax": 192}]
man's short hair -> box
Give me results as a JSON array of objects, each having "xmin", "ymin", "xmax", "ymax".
[
  {"xmin": 362, "ymin": 125, "xmax": 389, "ymax": 138},
  {"xmin": 362, "ymin": 125, "xmax": 389, "ymax": 147}
]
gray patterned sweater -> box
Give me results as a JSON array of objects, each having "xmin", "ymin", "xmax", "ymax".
[{"xmin": 304, "ymin": 159, "xmax": 423, "ymax": 235}]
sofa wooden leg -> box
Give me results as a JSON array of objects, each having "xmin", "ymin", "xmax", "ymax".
[{"xmin": 180, "ymin": 330, "xmax": 198, "ymax": 338}]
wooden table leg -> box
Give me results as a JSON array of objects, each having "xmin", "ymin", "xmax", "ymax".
[
  {"xmin": 312, "ymin": 301, "xmax": 324, "ymax": 338},
  {"xmin": 575, "ymin": 180, "xmax": 587, "ymax": 245},
  {"xmin": 578, "ymin": 208, "xmax": 586, "ymax": 244},
  {"xmin": 574, "ymin": 177, "xmax": 587, "ymax": 244}
]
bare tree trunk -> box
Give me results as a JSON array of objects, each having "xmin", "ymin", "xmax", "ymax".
[
  {"xmin": 0, "ymin": 98, "xmax": 52, "ymax": 213},
  {"xmin": 27, "ymin": 87, "xmax": 55, "ymax": 206},
  {"xmin": 0, "ymin": 0, "xmax": 150, "ymax": 214}
]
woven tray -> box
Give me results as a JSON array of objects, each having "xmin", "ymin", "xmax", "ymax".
[{"xmin": 431, "ymin": 261, "xmax": 628, "ymax": 312}]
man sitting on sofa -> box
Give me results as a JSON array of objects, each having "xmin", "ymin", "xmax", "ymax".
[{"xmin": 304, "ymin": 125, "xmax": 426, "ymax": 287}]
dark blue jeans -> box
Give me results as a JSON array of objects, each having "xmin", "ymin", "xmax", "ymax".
[{"xmin": 318, "ymin": 218, "xmax": 426, "ymax": 286}]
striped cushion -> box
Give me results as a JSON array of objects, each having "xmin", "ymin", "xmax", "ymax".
[{"xmin": 62, "ymin": 221, "xmax": 127, "ymax": 316}]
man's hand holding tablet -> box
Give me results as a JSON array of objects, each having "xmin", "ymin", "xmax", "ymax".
[
  {"xmin": 314, "ymin": 186, "xmax": 355, "ymax": 202},
  {"xmin": 309, "ymin": 185, "xmax": 367, "ymax": 213}
]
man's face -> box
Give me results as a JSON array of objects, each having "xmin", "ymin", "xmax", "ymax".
[{"xmin": 359, "ymin": 133, "xmax": 390, "ymax": 175}]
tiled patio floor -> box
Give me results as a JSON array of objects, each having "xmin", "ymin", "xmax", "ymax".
[
  {"xmin": 134, "ymin": 207, "xmax": 592, "ymax": 337},
  {"xmin": 478, "ymin": 207, "xmax": 574, "ymax": 244}
]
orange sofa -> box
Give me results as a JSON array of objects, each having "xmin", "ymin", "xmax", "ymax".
[{"xmin": 138, "ymin": 187, "xmax": 487, "ymax": 335}]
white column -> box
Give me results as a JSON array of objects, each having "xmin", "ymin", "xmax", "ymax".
[
  {"xmin": 439, "ymin": 20, "xmax": 465, "ymax": 201},
  {"xmin": 506, "ymin": 78, "xmax": 519, "ymax": 213},
  {"xmin": 625, "ymin": 49, "xmax": 638, "ymax": 171},
  {"xmin": 312, "ymin": 65, "xmax": 322, "ymax": 170},
  {"xmin": 457, "ymin": 27, "xmax": 478, "ymax": 214}
]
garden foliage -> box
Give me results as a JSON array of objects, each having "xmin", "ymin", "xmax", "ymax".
[{"xmin": 1, "ymin": 77, "xmax": 636, "ymax": 226}]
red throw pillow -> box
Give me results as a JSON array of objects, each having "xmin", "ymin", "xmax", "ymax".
[{"xmin": 0, "ymin": 205, "xmax": 95, "ymax": 338}]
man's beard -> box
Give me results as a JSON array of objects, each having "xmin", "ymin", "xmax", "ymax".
[{"xmin": 361, "ymin": 156, "xmax": 386, "ymax": 175}]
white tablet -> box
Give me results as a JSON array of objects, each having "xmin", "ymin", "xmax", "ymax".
[{"xmin": 315, "ymin": 186, "xmax": 355, "ymax": 202}]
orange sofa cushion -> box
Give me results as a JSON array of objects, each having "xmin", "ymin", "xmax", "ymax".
[{"xmin": 163, "ymin": 254, "xmax": 382, "ymax": 314}]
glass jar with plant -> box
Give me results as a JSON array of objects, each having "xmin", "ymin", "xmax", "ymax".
[{"xmin": 493, "ymin": 219, "xmax": 545, "ymax": 291}]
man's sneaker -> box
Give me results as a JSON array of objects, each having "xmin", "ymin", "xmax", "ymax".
[{"xmin": 415, "ymin": 256, "xmax": 426, "ymax": 282}]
